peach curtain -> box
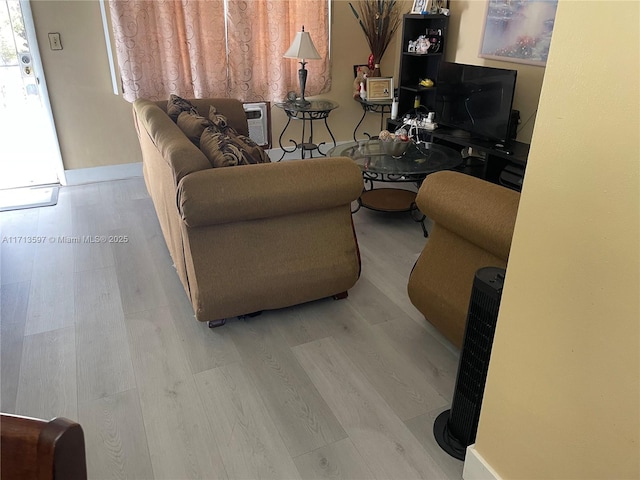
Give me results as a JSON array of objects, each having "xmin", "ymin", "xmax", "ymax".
[{"xmin": 110, "ymin": 0, "xmax": 330, "ymax": 102}]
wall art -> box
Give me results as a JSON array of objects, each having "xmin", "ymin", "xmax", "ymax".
[{"xmin": 479, "ymin": 0, "xmax": 558, "ymax": 66}]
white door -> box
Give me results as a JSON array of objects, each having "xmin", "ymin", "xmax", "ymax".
[{"xmin": 0, "ymin": 0, "xmax": 64, "ymax": 189}]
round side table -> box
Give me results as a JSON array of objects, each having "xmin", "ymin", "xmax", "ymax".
[{"xmin": 275, "ymin": 100, "xmax": 339, "ymax": 160}]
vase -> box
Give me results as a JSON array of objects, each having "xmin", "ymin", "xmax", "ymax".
[{"xmin": 371, "ymin": 64, "xmax": 381, "ymax": 77}]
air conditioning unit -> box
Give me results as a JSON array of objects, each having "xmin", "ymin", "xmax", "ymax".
[
  {"xmin": 243, "ymin": 102, "xmax": 270, "ymax": 148},
  {"xmin": 434, "ymin": 266, "xmax": 505, "ymax": 460}
]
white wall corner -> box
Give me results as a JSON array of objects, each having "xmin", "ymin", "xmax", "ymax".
[{"xmin": 463, "ymin": 444, "xmax": 502, "ymax": 480}]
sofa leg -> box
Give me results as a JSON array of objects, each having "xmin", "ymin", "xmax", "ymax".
[
  {"xmin": 332, "ymin": 291, "xmax": 348, "ymax": 300},
  {"xmin": 208, "ymin": 319, "xmax": 227, "ymax": 328}
]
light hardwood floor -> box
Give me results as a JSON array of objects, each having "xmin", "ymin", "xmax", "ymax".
[{"xmin": 0, "ymin": 177, "xmax": 464, "ymax": 480}]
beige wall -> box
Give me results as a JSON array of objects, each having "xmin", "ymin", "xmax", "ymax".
[
  {"xmin": 474, "ymin": 1, "xmax": 639, "ymax": 478},
  {"xmin": 31, "ymin": 0, "xmax": 140, "ymax": 170}
]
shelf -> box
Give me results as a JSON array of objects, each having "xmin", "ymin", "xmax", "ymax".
[
  {"xmin": 398, "ymin": 13, "xmax": 449, "ymax": 139},
  {"xmin": 404, "ymin": 13, "xmax": 448, "ymax": 19},
  {"xmin": 400, "ymin": 85, "xmax": 436, "ymax": 93},
  {"xmin": 402, "ymin": 52, "xmax": 443, "ymax": 57},
  {"xmin": 429, "ymin": 128, "xmax": 530, "ymax": 166}
]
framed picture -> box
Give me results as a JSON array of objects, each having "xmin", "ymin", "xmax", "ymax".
[
  {"xmin": 479, "ymin": 0, "xmax": 558, "ymax": 66},
  {"xmin": 366, "ymin": 77, "xmax": 394, "ymax": 101},
  {"xmin": 411, "ymin": 0, "xmax": 427, "ymax": 14}
]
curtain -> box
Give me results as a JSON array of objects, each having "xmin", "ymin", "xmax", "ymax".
[{"xmin": 110, "ymin": 0, "xmax": 330, "ymax": 102}]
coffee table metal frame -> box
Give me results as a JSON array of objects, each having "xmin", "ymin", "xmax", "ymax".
[{"xmin": 329, "ymin": 140, "xmax": 462, "ymax": 236}]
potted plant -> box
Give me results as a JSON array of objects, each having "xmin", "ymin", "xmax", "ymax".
[{"xmin": 349, "ymin": 0, "xmax": 403, "ymax": 76}]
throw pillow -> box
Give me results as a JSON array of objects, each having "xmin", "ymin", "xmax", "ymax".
[
  {"xmin": 207, "ymin": 105, "xmax": 237, "ymax": 135},
  {"xmin": 177, "ymin": 111, "xmax": 210, "ymax": 147},
  {"xmin": 200, "ymin": 126, "xmax": 271, "ymax": 168},
  {"xmin": 167, "ymin": 94, "xmax": 197, "ymax": 122}
]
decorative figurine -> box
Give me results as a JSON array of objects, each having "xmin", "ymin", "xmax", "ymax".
[
  {"xmin": 353, "ymin": 65, "xmax": 370, "ymax": 99},
  {"xmin": 416, "ymin": 35, "xmax": 431, "ymax": 54}
]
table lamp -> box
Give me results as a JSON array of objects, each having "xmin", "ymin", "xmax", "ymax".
[{"xmin": 283, "ymin": 26, "xmax": 321, "ymax": 106}]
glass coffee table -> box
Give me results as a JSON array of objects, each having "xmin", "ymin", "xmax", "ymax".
[{"xmin": 329, "ymin": 140, "xmax": 462, "ymax": 236}]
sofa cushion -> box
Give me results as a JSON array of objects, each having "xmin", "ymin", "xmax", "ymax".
[
  {"xmin": 167, "ymin": 94, "xmax": 197, "ymax": 122},
  {"xmin": 199, "ymin": 126, "xmax": 271, "ymax": 168},
  {"xmin": 177, "ymin": 111, "xmax": 211, "ymax": 147}
]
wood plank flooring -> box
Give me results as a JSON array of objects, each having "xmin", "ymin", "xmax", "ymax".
[{"xmin": 0, "ymin": 176, "xmax": 463, "ymax": 479}]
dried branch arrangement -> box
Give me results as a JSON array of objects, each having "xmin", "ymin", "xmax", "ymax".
[{"xmin": 349, "ymin": 0, "xmax": 403, "ymax": 65}]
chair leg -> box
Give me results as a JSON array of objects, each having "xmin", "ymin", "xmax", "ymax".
[
  {"xmin": 208, "ymin": 319, "xmax": 227, "ymax": 328},
  {"xmin": 410, "ymin": 201, "xmax": 429, "ymax": 237},
  {"xmin": 332, "ymin": 291, "xmax": 348, "ymax": 300}
]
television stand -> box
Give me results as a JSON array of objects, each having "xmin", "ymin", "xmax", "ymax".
[
  {"xmin": 387, "ymin": 120, "xmax": 529, "ymax": 191},
  {"xmin": 447, "ymin": 129, "xmax": 472, "ymax": 138},
  {"xmin": 494, "ymin": 143, "xmax": 513, "ymax": 155},
  {"xmin": 432, "ymin": 128, "xmax": 528, "ymax": 189},
  {"xmin": 463, "ymin": 156, "xmax": 486, "ymax": 167}
]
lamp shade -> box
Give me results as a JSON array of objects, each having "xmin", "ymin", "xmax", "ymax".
[{"xmin": 283, "ymin": 27, "xmax": 321, "ymax": 61}]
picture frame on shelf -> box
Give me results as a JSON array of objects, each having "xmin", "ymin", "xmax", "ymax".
[
  {"xmin": 411, "ymin": 0, "xmax": 427, "ymax": 14},
  {"xmin": 366, "ymin": 77, "xmax": 394, "ymax": 101}
]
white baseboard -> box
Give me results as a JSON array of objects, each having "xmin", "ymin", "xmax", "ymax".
[
  {"xmin": 266, "ymin": 148, "xmax": 327, "ymax": 162},
  {"xmin": 64, "ymin": 162, "xmax": 143, "ymax": 186},
  {"xmin": 463, "ymin": 445, "xmax": 502, "ymax": 480},
  {"xmin": 265, "ymin": 148, "xmax": 299, "ymax": 162}
]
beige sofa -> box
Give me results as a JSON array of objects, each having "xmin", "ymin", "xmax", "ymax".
[
  {"xmin": 408, "ymin": 171, "xmax": 520, "ymax": 348},
  {"xmin": 133, "ymin": 98, "xmax": 363, "ymax": 325}
]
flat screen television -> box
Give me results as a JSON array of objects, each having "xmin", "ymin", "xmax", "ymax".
[{"xmin": 434, "ymin": 62, "xmax": 517, "ymax": 144}]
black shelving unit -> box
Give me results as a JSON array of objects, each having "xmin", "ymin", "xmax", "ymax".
[{"xmin": 397, "ymin": 14, "xmax": 449, "ymax": 117}]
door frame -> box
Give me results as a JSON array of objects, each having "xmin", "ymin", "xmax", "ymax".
[{"xmin": 19, "ymin": 0, "xmax": 66, "ymax": 186}]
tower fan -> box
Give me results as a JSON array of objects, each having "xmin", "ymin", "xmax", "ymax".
[{"xmin": 434, "ymin": 266, "xmax": 506, "ymax": 460}]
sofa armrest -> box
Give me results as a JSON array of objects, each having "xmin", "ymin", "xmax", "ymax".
[
  {"xmin": 178, "ymin": 157, "xmax": 363, "ymax": 227},
  {"xmin": 417, "ymin": 171, "xmax": 520, "ymax": 259}
]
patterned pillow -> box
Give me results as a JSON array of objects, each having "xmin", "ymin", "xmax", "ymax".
[
  {"xmin": 207, "ymin": 105, "xmax": 237, "ymax": 134},
  {"xmin": 177, "ymin": 111, "xmax": 210, "ymax": 146},
  {"xmin": 200, "ymin": 126, "xmax": 271, "ymax": 168},
  {"xmin": 167, "ymin": 94, "xmax": 197, "ymax": 122}
]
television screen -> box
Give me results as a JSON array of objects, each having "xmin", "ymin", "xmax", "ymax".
[{"xmin": 435, "ymin": 62, "xmax": 517, "ymax": 143}]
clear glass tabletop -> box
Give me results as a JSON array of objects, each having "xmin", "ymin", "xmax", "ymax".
[
  {"xmin": 329, "ymin": 140, "xmax": 462, "ymax": 177},
  {"xmin": 275, "ymin": 100, "xmax": 339, "ymax": 113}
]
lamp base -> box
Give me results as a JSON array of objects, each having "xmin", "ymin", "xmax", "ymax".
[{"xmin": 297, "ymin": 64, "xmax": 310, "ymax": 108}]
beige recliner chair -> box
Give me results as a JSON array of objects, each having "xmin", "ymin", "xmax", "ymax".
[{"xmin": 408, "ymin": 171, "xmax": 520, "ymax": 348}]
